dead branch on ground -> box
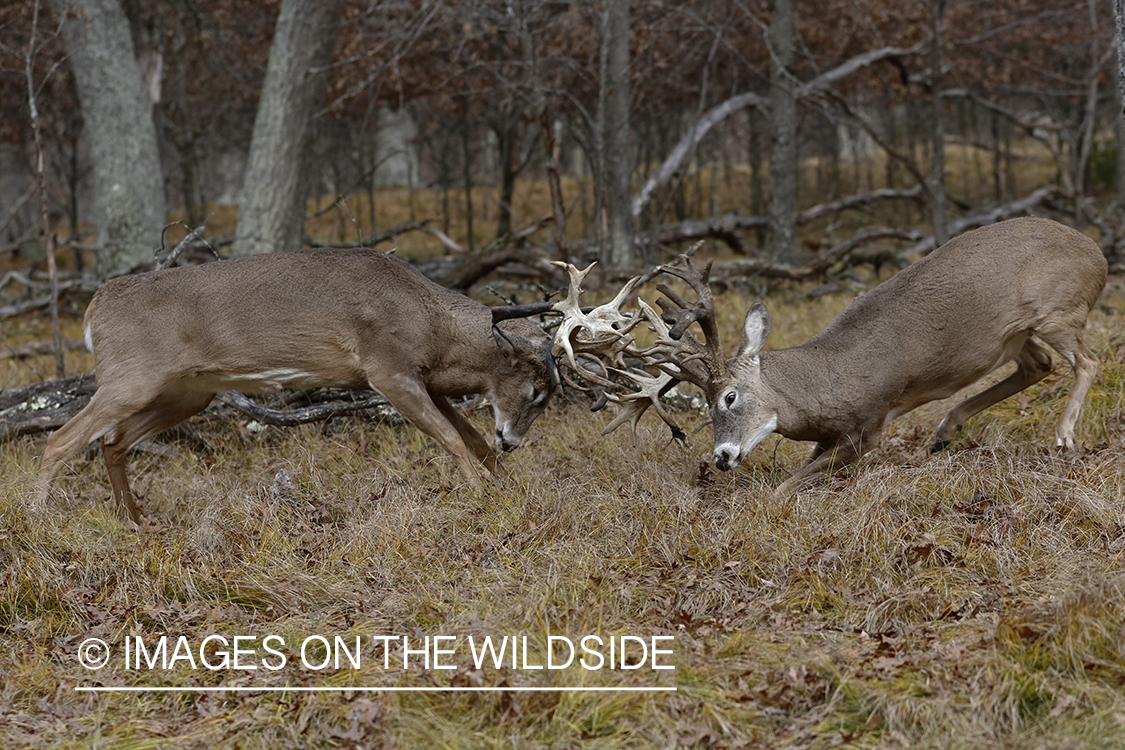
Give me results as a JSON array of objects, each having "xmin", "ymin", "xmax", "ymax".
[
  {"xmin": 713, "ymin": 226, "xmax": 922, "ymax": 282},
  {"xmin": 418, "ymin": 216, "xmax": 558, "ymax": 291},
  {"xmin": 1, "ymin": 376, "xmax": 402, "ymax": 443},
  {"xmin": 704, "ymin": 187, "xmax": 1060, "ymax": 284},
  {"xmin": 0, "ymin": 374, "xmax": 96, "ymax": 441},
  {"xmin": 215, "ymin": 390, "xmax": 395, "ymax": 427}
]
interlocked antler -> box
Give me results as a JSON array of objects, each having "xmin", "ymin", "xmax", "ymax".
[
  {"xmin": 549, "ymin": 261, "xmax": 644, "ymax": 387},
  {"xmin": 649, "ymin": 255, "xmax": 730, "ymax": 399},
  {"xmin": 549, "ymin": 245, "xmax": 727, "ymax": 442}
]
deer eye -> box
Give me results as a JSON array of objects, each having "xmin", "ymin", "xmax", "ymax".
[{"xmin": 724, "ymin": 391, "xmax": 737, "ymax": 408}]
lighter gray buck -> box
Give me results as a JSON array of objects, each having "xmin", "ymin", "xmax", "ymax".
[
  {"xmin": 554, "ymin": 217, "xmax": 1107, "ymax": 495},
  {"xmin": 34, "ymin": 248, "xmax": 555, "ymax": 523}
]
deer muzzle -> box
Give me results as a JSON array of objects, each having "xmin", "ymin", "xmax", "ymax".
[{"xmin": 714, "ymin": 444, "xmax": 741, "ymax": 472}]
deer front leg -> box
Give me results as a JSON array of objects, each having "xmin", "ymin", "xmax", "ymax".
[
  {"xmin": 368, "ymin": 375, "xmax": 485, "ymax": 487},
  {"xmin": 774, "ymin": 429, "xmax": 880, "ymax": 497},
  {"xmin": 431, "ymin": 393, "xmax": 504, "ymax": 476}
]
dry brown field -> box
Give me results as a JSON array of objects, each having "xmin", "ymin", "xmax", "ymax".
[{"xmin": 2, "ymin": 251, "xmax": 1124, "ymax": 748}]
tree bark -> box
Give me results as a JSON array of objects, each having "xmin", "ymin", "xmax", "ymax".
[
  {"xmin": 601, "ymin": 0, "xmax": 636, "ymax": 269},
  {"xmin": 1073, "ymin": 0, "xmax": 1105, "ymax": 204},
  {"xmin": 461, "ymin": 113, "xmax": 475, "ymax": 253},
  {"xmin": 929, "ymin": 0, "xmax": 947, "ymax": 246},
  {"xmin": 1116, "ymin": 0, "xmax": 1125, "ymax": 109},
  {"xmin": 494, "ymin": 115, "xmax": 518, "ymax": 239},
  {"xmin": 766, "ymin": 0, "xmax": 797, "ymax": 265},
  {"xmin": 52, "ymin": 0, "xmax": 167, "ymax": 278},
  {"xmin": 1114, "ymin": 0, "xmax": 1125, "ymax": 208},
  {"xmin": 232, "ymin": 0, "xmax": 343, "ymax": 257}
]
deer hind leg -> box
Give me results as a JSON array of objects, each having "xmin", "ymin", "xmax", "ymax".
[
  {"xmin": 99, "ymin": 388, "xmax": 216, "ymax": 524},
  {"xmin": 931, "ymin": 337, "xmax": 1053, "ymax": 452},
  {"xmin": 774, "ymin": 429, "xmax": 881, "ymax": 498},
  {"xmin": 33, "ymin": 386, "xmax": 159, "ymax": 511},
  {"xmin": 1033, "ymin": 324, "xmax": 1099, "ymax": 451},
  {"xmin": 431, "ymin": 394, "xmax": 502, "ymax": 475}
]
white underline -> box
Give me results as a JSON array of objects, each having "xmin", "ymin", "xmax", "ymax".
[{"xmin": 76, "ymin": 686, "xmax": 676, "ymax": 693}]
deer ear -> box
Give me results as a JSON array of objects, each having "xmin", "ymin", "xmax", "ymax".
[
  {"xmin": 492, "ymin": 324, "xmax": 538, "ymax": 362},
  {"xmin": 735, "ymin": 303, "xmax": 771, "ymax": 359},
  {"xmin": 493, "ymin": 324, "xmax": 516, "ymax": 356}
]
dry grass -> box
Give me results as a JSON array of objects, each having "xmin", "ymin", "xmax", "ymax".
[{"xmin": 2, "ymin": 273, "xmax": 1124, "ymax": 749}]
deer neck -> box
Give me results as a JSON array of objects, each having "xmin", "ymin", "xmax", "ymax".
[
  {"xmin": 424, "ymin": 304, "xmax": 497, "ymax": 396},
  {"xmin": 758, "ymin": 345, "xmax": 845, "ymax": 442}
]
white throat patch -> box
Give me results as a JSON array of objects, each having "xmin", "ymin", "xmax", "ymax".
[{"xmin": 742, "ymin": 414, "xmax": 778, "ymax": 455}]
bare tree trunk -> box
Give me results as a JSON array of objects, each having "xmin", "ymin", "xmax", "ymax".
[
  {"xmin": 461, "ymin": 113, "xmax": 475, "ymax": 253},
  {"xmin": 52, "ymin": 0, "xmax": 167, "ymax": 278},
  {"xmin": 593, "ymin": 45, "xmax": 607, "ymax": 257},
  {"xmin": 27, "ymin": 0, "xmax": 64, "ymax": 377},
  {"xmin": 602, "ymin": 0, "xmax": 636, "ymax": 269},
  {"xmin": 1004, "ymin": 120, "xmax": 1017, "ymax": 200},
  {"xmin": 514, "ymin": 0, "xmax": 569, "ymax": 263},
  {"xmin": 749, "ymin": 109, "xmax": 764, "ymax": 222},
  {"xmin": 766, "ymin": 0, "xmax": 797, "ymax": 264},
  {"xmin": 929, "ymin": 0, "xmax": 947, "ymax": 247},
  {"xmin": 1073, "ymin": 0, "xmax": 1102, "ymax": 207},
  {"xmin": 991, "ymin": 110, "xmax": 1003, "ymax": 202},
  {"xmin": 494, "ymin": 116, "xmax": 517, "ymax": 238},
  {"xmin": 1115, "ymin": 0, "xmax": 1125, "ymax": 206},
  {"xmin": 232, "ymin": 0, "xmax": 342, "ymax": 257},
  {"xmin": 539, "ymin": 110, "xmax": 569, "ymax": 263}
]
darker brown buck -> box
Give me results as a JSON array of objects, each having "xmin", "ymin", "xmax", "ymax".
[
  {"xmin": 554, "ymin": 217, "xmax": 1107, "ymax": 494},
  {"xmin": 34, "ymin": 248, "xmax": 555, "ymax": 523}
]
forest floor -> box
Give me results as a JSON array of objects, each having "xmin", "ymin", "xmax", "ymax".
[{"xmin": 2, "ymin": 267, "xmax": 1125, "ymax": 749}]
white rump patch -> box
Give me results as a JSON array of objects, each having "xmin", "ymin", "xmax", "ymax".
[{"xmin": 84, "ymin": 324, "xmax": 94, "ymax": 354}]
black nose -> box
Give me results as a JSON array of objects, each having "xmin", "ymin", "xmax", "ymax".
[
  {"xmin": 715, "ymin": 450, "xmax": 733, "ymax": 472},
  {"xmin": 497, "ymin": 430, "xmax": 516, "ymax": 452}
]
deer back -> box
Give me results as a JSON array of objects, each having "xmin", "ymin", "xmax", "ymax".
[{"xmin": 84, "ymin": 248, "xmax": 552, "ymax": 403}]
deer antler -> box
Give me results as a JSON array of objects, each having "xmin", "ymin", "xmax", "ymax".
[
  {"xmin": 599, "ymin": 366, "xmax": 682, "ymax": 443},
  {"xmin": 548, "ymin": 243, "xmax": 725, "ymax": 441},
  {"xmin": 549, "ymin": 261, "xmax": 644, "ymax": 381},
  {"xmin": 652, "ymin": 255, "xmax": 729, "ymax": 398}
]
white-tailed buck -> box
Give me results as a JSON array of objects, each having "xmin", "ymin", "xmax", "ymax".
[
  {"xmin": 34, "ymin": 248, "xmax": 555, "ymax": 523},
  {"xmin": 553, "ymin": 217, "xmax": 1107, "ymax": 494}
]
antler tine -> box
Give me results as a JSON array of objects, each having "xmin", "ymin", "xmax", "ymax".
[
  {"xmin": 546, "ymin": 255, "xmax": 716, "ymax": 442},
  {"xmin": 653, "ymin": 254, "xmax": 728, "ymax": 390},
  {"xmin": 599, "ymin": 367, "xmax": 683, "ymax": 444},
  {"xmin": 621, "ymin": 298, "xmax": 708, "ymax": 391},
  {"xmin": 658, "ymin": 257, "xmax": 717, "ymax": 337}
]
